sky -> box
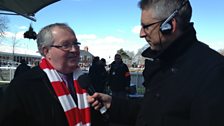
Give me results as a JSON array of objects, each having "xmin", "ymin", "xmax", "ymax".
[{"xmin": 1, "ymin": 0, "xmax": 224, "ymax": 62}]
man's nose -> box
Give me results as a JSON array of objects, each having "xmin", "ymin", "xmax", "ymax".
[{"xmin": 140, "ymin": 27, "xmax": 146, "ymax": 38}]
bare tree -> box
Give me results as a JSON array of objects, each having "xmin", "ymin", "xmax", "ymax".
[
  {"xmin": 116, "ymin": 45, "xmax": 149, "ymax": 67},
  {"xmin": 11, "ymin": 33, "xmax": 20, "ymax": 63},
  {"xmin": 132, "ymin": 44, "xmax": 149, "ymax": 66},
  {"xmin": 117, "ymin": 48, "xmax": 131, "ymax": 59},
  {"xmin": 3, "ymin": 32, "xmax": 21, "ymax": 66},
  {"xmin": 126, "ymin": 50, "xmax": 135, "ymax": 59},
  {"xmin": 0, "ymin": 16, "xmax": 9, "ymax": 38}
]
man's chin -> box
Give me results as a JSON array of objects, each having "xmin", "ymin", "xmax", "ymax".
[
  {"xmin": 150, "ymin": 46, "xmax": 157, "ymax": 51},
  {"xmin": 150, "ymin": 45, "xmax": 162, "ymax": 51},
  {"xmin": 66, "ymin": 65, "xmax": 78, "ymax": 73},
  {"xmin": 69, "ymin": 63, "xmax": 78, "ymax": 68}
]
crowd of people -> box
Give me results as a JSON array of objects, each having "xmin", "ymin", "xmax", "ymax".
[
  {"xmin": 89, "ymin": 54, "xmax": 133, "ymax": 98},
  {"xmin": 1, "ymin": 0, "xmax": 224, "ymax": 126}
]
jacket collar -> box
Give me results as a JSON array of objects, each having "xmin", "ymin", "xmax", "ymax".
[{"xmin": 142, "ymin": 23, "xmax": 198, "ymax": 61}]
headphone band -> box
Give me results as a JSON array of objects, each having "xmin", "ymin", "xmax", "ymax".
[{"xmin": 160, "ymin": 0, "xmax": 189, "ymax": 34}]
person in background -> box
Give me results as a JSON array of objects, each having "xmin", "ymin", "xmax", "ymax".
[
  {"xmin": 14, "ymin": 59, "xmax": 31, "ymax": 78},
  {"xmin": 99, "ymin": 58, "xmax": 112, "ymax": 95},
  {"xmin": 108, "ymin": 54, "xmax": 131, "ymax": 99},
  {"xmin": 0, "ymin": 23, "xmax": 106, "ymax": 126},
  {"xmin": 100, "ymin": 58, "xmax": 107, "ymax": 67},
  {"xmin": 88, "ymin": 0, "xmax": 224, "ymax": 126},
  {"xmin": 89, "ymin": 56, "xmax": 108, "ymax": 93}
]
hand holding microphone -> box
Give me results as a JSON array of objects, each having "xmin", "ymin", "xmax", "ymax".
[{"xmin": 77, "ymin": 74, "xmax": 112, "ymax": 114}]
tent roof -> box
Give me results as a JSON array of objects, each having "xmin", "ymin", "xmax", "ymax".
[{"xmin": 0, "ymin": 0, "xmax": 59, "ymax": 21}]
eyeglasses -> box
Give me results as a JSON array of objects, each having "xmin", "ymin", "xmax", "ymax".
[
  {"xmin": 50, "ymin": 41, "xmax": 80, "ymax": 51},
  {"xmin": 142, "ymin": 20, "xmax": 163, "ymax": 31}
]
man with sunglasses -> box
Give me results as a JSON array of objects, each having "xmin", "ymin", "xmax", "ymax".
[
  {"xmin": 88, "ymin": 0, "xmax": 224, "ymax": 125},
  {"xmin": 0, "ymin": 23, "xmax": 107, "ymax": 126}
]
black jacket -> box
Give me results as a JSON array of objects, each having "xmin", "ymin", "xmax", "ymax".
[
  {"xmin": 0, "ymin": 66, "xmax": 107, "ymax": 126},
  {"xmin": 109, "ymin": 23, "xmax": 224, "ymax": 126},
  {"xmin": 89, "ymin": 63, "xmax": 108, "ymax": 93},
  {"xmin": 108, "ymin": 61, "xmax": 130, "ymax": 92}
]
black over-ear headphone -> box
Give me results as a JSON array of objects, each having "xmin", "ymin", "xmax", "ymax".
[{"xmin": 160, "ymin": 0, "xmax": 189, "ymax": 34}]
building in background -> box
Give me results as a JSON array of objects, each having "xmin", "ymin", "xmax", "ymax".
[
  {"xmin": 0, "ymin": 45, "xmax": 94, "ymax": 68},
  {"xmin": 0, "ymin": 51, "xmax": 41, "ymax": 67},
  {"xmin": 79, "ymin": 46, "xmax": 94, "ymax": 70},
  {"xmin": 0, "ymin": 45, "xmax": 94, "ymax": 82}
]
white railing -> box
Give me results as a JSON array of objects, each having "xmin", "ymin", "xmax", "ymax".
[
  {"xmin": 130, "ymin": 72, "xmax": 144, "ymax": 87},
  {"xmin": 130, "ymin": 72, "xmax": 145, "ymax": 95},
  {"xmin": 0, "ymin": 67, "xmax": 16, "ymax": 82}
]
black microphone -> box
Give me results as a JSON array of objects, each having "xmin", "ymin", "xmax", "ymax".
[{"xmin": 77, "ymin": 74, "xmax": 107, "ymax": 114}]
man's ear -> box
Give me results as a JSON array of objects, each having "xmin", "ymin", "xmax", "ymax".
[
  {"xmin": 171, "ymin": 18, "xmax": 177, "ymax": 33},
  {"xmin": 43, "ymin": 47, "xmax": 49, "ymax": 56}
]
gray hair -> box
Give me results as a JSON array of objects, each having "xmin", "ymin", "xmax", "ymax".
[
  {"xmin": 36, "ymin": 23, "xmax": 75, "ymax": 56},
  {"xmin": 138, "ymin": 0, "xmax": 192, "ymax": 27}
]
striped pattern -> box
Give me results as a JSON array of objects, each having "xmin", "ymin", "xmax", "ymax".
[{"xmin": 39, "ymin": 58, "xmax": 91, "ymax": 126}]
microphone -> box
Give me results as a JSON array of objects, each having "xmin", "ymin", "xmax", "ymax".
[{"xmin": 77, "ymin": 74, "xmax": 107, "ymax": 114}]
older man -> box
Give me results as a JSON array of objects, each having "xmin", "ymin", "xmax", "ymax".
[{"xmin": 0, "ymin": 23, "xmax": 105, "ymax": 126}]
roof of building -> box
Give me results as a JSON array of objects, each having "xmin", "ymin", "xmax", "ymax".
[
  {"xmin": 0, "ymin": 44, "xmax": 40, "ymax": 56},
  {"xmin": 0, "ymin": 44, "xmax": 94, "ymax": 57}
]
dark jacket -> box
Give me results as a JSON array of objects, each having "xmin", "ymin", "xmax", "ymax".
[
  {"xmin": 109, "ymin": 23, "xmax": 224, "ymax": 126},
  {"xmin": 108, "ymin": 61, "xmax": 130, "ymax": 92},
  {"xmin": 0, "ymin": 66, "xmax": 107, "ymax": 126},
  {"xmin": 89, "ymin": 63, "xmax": 108, "ymax": 93}
]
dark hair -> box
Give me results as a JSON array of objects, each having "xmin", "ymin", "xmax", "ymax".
[
  {"xmin": 92, "ymin": 56, "xmax": 100, "ymax": 64},
  {"xmin": 20, "ymin": 59, "xmax": 27, "ymax": 64},
  {"xmin": 100, "ymin": 58, "xmax": 106, "ymax": 63}
]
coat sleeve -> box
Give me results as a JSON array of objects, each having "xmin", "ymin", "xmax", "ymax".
[
  {"xmin": 123, "ymin": 64, "xmax": 131, "ymax": 87},
  {"xmin": 190, "ymin": 65, "xmax": 224, "ymax": 126}
]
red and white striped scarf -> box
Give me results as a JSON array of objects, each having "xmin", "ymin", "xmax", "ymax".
[{"xmin": 39, "ymin": 58, "xmax": 91, "ymax": 126}]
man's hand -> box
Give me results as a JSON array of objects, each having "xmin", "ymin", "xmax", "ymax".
[{"xmin": 87, "ymin": 92, "xmax": 112, "ymax": 110}]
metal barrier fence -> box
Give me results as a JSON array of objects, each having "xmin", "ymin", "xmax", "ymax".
[
  {"xmin": 130, "ymin": 72, "xmax": 145, "ymax": 94},
  {"xmin": 0, "ymin": 67, "xmax": 145, "ymax": 95},
  {"xmin": 0, "ymin": 67, "xmax": 15, "ymax": 84}
]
